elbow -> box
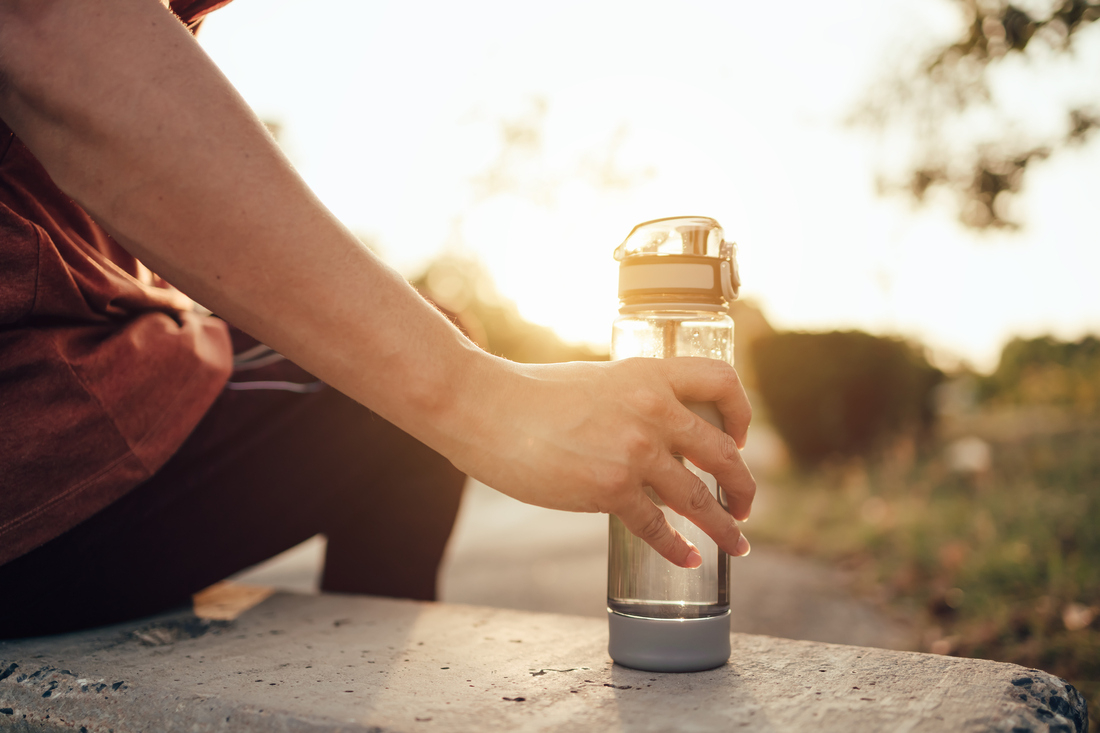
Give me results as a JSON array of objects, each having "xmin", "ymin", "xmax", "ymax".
[
  {"xmin": 0, "ymin": 2, "xmax": 52, "ymax": 104},
  {"xmin": 0, "ymin": 0, "xmax": 93, "ymax": 119}
]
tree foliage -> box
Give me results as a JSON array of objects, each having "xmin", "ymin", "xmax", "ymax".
[
  {"xmin": 411, "ymin": 253, "xmax": 606, "ymax": 364},
  {"xmin": 980, "ymin": 334, "xmax": 1100, "ymax": 411},
  {"xmin": 752, "ymin": 331, "xmax": 943, "ymax": 467},
  {"xmin": 855, "ymin": 0, "xmax": 1100, "ymax": 229}
]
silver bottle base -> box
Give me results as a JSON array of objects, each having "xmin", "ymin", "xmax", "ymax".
[{"xmin": 608, "ymin": 609, "xmax": 731, "ymax": 672}]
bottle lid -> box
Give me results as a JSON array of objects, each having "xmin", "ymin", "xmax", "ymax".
[{"xmin": 614, "ymin": 216, "xmax": 740, "ymax": 311}]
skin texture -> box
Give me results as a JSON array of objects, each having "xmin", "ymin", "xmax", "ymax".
[{"xmin": 0, "ymin": 0, "xmax": 755, "ymax": 569}]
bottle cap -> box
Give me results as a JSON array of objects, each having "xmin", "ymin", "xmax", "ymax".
[{"xmin": 614, "ymin": 216, "xmax": 740, "ymax": 311}]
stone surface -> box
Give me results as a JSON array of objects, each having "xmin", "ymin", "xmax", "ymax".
[{"xmin": 0, "ymin": 593, "xmax": 1086, "ymax": 732}]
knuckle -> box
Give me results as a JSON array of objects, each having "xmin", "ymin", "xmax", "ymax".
[
  {"xmin": 743, "ymin": 475, "xmax": 758, "ymax": 503},
  {"xmin": 631, "ymin": 388, "xmax": 664, "ymax": 420},
  {"xmin": 600, "ymin": 463, "xmax": 633, "ymax": 497},
  {"xmin": 622, "ymin": 428, "xmax": 647, "ymax": 454},
  {"xmin": 670, "ymin": 407, "xmax": 697, "ymax": 434},
  {"xmin": 733, "ymin": 470, "xmax": 757, "ymax": 498},
  {"xmin": 687, "ymin": 478, "xmax": 713, "ymax": 514},
  {"xmin": 723, "ymin": 520, "xmax": 743, "ymax": 548},
  {"xmin": 725, "ymin": 473, "xmax": 757, "ymax": 508},
  {"xmin": 719, "ymin": 365, "xmax": 748, "ymax": 405},
  {"xmin": 639, "ymin": 510, "xmax": 670, "ymax": 544},
  {"xmin": 719, "ymin": 433, "xmax": 740, "ymax": 463},
  {"xmin": 623, "ymin": 429, "xmax": 659, "ymax": 465},
  {"xmin": 718, "ymin": 360, "xmax": 740, "ymax": 387}
]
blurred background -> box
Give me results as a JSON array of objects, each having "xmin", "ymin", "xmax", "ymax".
[{"xmin": 202, "ymin": 0, "xmax": 1100, "ymax": 714}]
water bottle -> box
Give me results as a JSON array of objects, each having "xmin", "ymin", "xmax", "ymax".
[{"xmin": 607, "ymin": 216, "xmax": 741, "ymax": 672}]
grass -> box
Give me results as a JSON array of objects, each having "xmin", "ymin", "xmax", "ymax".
[{"xmin": 751, "ymin": 412, "xmax": 1100, "ymax": 722}]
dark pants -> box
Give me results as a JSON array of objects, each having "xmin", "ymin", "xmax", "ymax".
[{"xmin": 0, "ymin": 351, "xmax": 467, "ymax": 638}]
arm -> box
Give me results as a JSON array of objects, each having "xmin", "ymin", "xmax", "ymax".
[{"xmin": 0, "ymin": 0, "xmax": 755, "ymax": 567}]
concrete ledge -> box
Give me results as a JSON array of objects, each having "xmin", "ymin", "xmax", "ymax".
[{"xmin": 0, "ymin": 592, "xmax": 1087, "ymax": 732}]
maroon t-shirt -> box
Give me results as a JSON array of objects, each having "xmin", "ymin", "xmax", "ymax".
[{"xmin": 0, "ymin": 0, "xmax": 236, "ymax": 566}]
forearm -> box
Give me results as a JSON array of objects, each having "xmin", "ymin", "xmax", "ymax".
[
  {"xmin": 0, "ymin": 0, "xmax": 491, "ymax": 456},
  {"xmin": 0, "ymin": 0, "xmax": 757, "ymax": 568}
]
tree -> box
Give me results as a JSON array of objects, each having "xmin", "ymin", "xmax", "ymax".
[
  {"xmin": 979, "ymin": 334, "xmax": 1100, "ymax": 412},
  {"xmin": 411, "ymin": 253, "xmax": 607, "ymax": 364},
  {"xmin": 751, "ymin": 331, "xmax": 942, "ymax": 467},
  {"xmin": 854, "ymin": 0, "xmax": 1100, "ymax": 229}
]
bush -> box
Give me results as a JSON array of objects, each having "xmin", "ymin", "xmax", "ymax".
[
  {"xmin": 752, "ymin": 425, "xmax": 1100, "ymax": 717},
  {"xmin": 752, "ymin": 331, "xmax": 942, "ymax": 467},
  {"xmin": 980, "ymin": 335, "xmax": 1100, "ymax": 413}
]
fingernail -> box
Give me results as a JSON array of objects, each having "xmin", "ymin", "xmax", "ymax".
[
  {"xmin": 734, "ymin": 535, "xmax": 751, "ymax": 557},
  {"xmin": 685, "ymin": 546, "xmax": 702, "ymax": 569}
]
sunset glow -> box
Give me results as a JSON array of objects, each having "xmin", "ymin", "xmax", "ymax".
[{"xmin": 198, "ymin": 0, "xmax": 1100, "ymax": 370}]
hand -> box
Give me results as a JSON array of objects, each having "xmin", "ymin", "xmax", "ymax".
[
  {"xmin": 447, "ymin": 355, "xmax": 755, "ymax": 568},
  {"xmin": 0, "ymin": 1, "xmax": 753, "ymax": 568}
]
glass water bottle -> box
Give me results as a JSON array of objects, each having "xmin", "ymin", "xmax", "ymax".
[{"xmin": 607, "ymin": 216, "xmax": 741, "ymax": 672}]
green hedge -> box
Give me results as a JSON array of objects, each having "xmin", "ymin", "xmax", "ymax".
[
  {"xmin": 979, "ymin": 335, "xmax": 1100, "ymax": 413},
  {"xmin": 752, "ymin": 331, "xmax": 942, "ymax": 467}
]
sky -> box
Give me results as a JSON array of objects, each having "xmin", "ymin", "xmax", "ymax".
[{"xmin": 196, "ymin": 0, "xmax": 1100, "ymax": 372}]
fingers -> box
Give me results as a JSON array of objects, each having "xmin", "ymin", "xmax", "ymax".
[
  {"xmin": 613, "ymin": 486, "xmax": 703, "ymax": 569},
  {"xmin": 649, "ymin": 455, "xmax": 750, "ymax": 558},
  {"xmin": 671, "ymin": 412, "xmax": 757, "ymax": 522},
  {"xmin": 660, "ymin": 358, "xmax": 751, "ymax": 448},
  {"xmin": 597, "ymin": 356, "xmax": 756, "ymax": 564}
]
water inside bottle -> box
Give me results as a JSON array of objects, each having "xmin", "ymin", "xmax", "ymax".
[
  {"xmin": 607, "ymin": 309, "xmax": 733, "ymax": 621},
  {"xmin": 607, "ymin": 457, "xmax": 730, "ymax": 619}
]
